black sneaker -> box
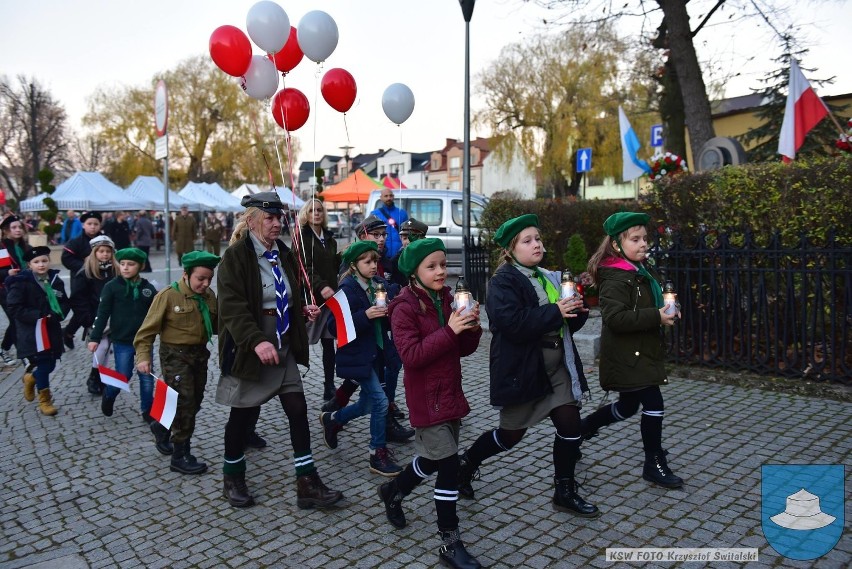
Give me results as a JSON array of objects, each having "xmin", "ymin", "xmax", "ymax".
[
  {"xmin": 319, "ymin": 412, "xmax": 341, "ymax": 450},
  {"xmin": 0, "ymin": 349, "xmax": 15, "ymax": 366},
  {"xmin": 321, "ymin": 397, "xmax": 341, "ymax": 413},
  {"xmin": 245, "ymin": 431, "xmax": 267, "ymax": 449},
  {"xmin": 62, "ymin": 329, "xmax": 75, "ymax": 350},
  {"xmin": 369, "ymin": 447, "xmax": 402, "ymax": 477},
  {"xmin": 101, "ymin": 395, "xmax": 115, "ymax": 417}
]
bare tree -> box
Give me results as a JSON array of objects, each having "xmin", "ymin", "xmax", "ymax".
[{"xmin": 0, "ymin": 75, "xmax": 73, "ymax": 202}]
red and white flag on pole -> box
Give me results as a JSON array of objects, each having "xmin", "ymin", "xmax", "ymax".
[
  {"xmin": 35, "ymin": 318, "xmax": 50, "ymax": 352},
  {"xmin": 98, "ymin": 365, "xmax": 129, "ymax": 391},
  {"xmin": 0, "ymin": 249, "xmax": 11, "ymax": 269},
  {"xmin": 778, "ymin": 59, "xmax": 829, "ymax": 161},
  {"xmin": 325, "ymin": 289, "xmax": 357, "ymax": 347},
  {"xmin": 150, "ymin": 378, "xmax": 178, "ymax": 429}
]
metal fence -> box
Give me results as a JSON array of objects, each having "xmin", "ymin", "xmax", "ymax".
[
  {"xmin": 464, "ymin": 235, "xmax": 491, "ymax": 304},
  {"xmin": 650, "ymin": 230, "xmax": 851, "ymax": 384}
]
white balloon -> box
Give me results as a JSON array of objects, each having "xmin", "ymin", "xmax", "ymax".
[
  {"xmin": 246, "ymin": 1, "xmax": 290, "ymax": 54},
  {"xmin": 297, "ymin": 10, "xmax": 339, "ymax": 63},
  {"xmin": 242, "ymin": 55, "xmax": 279, "ymax": 100},
  {"xmin": 382, "ymin": 83, "xmax": 415, "ymax": 125}
]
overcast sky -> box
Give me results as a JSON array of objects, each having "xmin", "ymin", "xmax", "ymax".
[{"xmin": 1, "ymin": 0, "xmax": 848, "ymax": 163}]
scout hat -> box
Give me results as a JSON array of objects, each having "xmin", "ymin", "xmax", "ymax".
[
  {"xmin": 115, "ymin": 248, "xmax": 147, "ymax": 264},
  {"xmin": 603, "ymin": 212, "xmax": 650, "ymax": 238},
  {"xmin": 0, "ymin": 215, "xmax": 20, "ymax": 230},
  {"xmin": 493, "ymin": 214, "xmax": 539, "ymax": 249},
  {"xmin": 342, "ymin": 240, "xmax": 378, "ymax": 266},
  {"xmin": 89, "ymin": 235, "xmax": 115, "ymax": 249},
  {"xmin": 241, "ymin": 191, "xmax": 284, "ymax": 214},
  {"xmin": 397, "ymin": 238, "xmax": 446, "ymax": 277},
  {"xmin": 182, "ymin": 250, "xmax": 221, "ymax": 270},
  {"xmin": 355, "ymin": 215, "xmax": 387, "ymax": 237},
  {"xmin": 399, "ymin": 217, "xmax": 428, "ymax": 241},
  {"xmin": 24, "ymin": 246, "xmax": 51, "ymax": 263}
]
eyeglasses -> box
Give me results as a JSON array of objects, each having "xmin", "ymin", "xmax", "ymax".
[{"xmin": 368, "ymin": 232, "xmax": 387, "ymax": 238}]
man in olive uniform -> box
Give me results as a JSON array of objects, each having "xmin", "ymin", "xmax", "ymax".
[
  {"xmin": 171, "ymin": 205, "xmax": 198, "ymax": 266},
  {"xmin": 134, "ymin": 251, "xmax": 221, "ymax": 475},
  {"xmin": 202, "ymin": 212, "xmax": 224, "ymax": 256}
]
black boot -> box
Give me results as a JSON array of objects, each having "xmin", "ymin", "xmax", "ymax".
[
  {"xmin": 170, "ymin": 441, "xmax": 208, "ymax": 475},
  {"xmin": 378, "ymin": 479, "xmax": 406, "ymax": 529},
  {"xmin": 322, "ymin": 378, "xmax": 336, "ymax": 403},
  {"xmin": 86, "ymin": 368, "xmax": 102, "ymax": 395},
  {"xmin": 296, "ymin": 471, "xmax": 344, "ymax": 509},
  {"xmin": 386, "ymin": 415, "xmax": 414, "ymax": 443},
  {"xmin": 553, "ymin": 477, "xmax": 600, "ymax": 518},
  {"xmin": 388, "ymin": 401, "xmax": 405, "ymax": 420},
  {"xmin": 150, "ymin": 422, "xmax": 173, "ymax": 455},
  {"xmin": 457, "ymin": 451, "xmax": 479, "ymax": 500},
  {"xmin": 438, "ymin": 529, "xmax": 481, "ymax": 569},
  {"xmin": 643, "ymin": 450, "xmax": 683, "ymax": 489},
  {"xmin": 223, "ymin": 473, "xmax": 255, "ymax": 508},
  {"xmin": 101, "ymin": 394, "xmax": 115, "ymax": 417}
]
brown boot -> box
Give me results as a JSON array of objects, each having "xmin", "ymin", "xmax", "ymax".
[
  {"xmin": 38, "ymin": 389, "xmax": 58, "ymax": 416},
  {"xmin": 23, "ymin": 372, "xmax": 36, "ymax": 402},
  {"xmin": 296, "ymin": 471, "xmax": 343, "ymax": 510}
]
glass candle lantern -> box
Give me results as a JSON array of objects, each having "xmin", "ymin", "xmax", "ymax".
[
  {"xmin": 663, "ymin": 280, "xmax": 678, "ymax": 315},
  {"xmin": 560, "ymin": 270, "xmax": 579, "ymax": 300},
  {"xmin": 454, "ymin": 277, "xmax": 473, "ymax": 316},
  {"xmin": 373, "ymin": 282, "xmax": 387, "ymax": 308}
]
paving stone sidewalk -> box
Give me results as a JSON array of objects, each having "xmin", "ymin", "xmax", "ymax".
[{"xmin": 0, "ymin": 249, "xmax": 849, "ymax": 568}]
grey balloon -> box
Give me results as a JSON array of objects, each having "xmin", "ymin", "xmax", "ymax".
[{"xmin": 382, "ymin": 83, "xmax": 415, "ymax": 125}]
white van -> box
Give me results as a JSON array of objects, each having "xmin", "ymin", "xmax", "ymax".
[{"xmin": 366, "ymin": 189, "xmax": 488, "ymax": 270}]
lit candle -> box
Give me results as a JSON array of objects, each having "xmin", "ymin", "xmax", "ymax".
[
  {"xmin": 374, "ymin": 282, "xmax": 387, "ymax": 307},
  {"xmin": 663, "ymin": 280, "xmax": 678, "ymax": 316},
  {"xmin": 560, "ymin": 270, "xmax": 579, "ymax": 300},
  {"xmin": 454, "ymin": 277, "xmax": 473, "ymax": 316}
]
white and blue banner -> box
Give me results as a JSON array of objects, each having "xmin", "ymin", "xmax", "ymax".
[{"xmin": 618, "ymin": 106, "xmax": 651, "ymax": 182}]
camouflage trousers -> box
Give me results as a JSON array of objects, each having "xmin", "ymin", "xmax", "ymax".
[{"xmin": 159, "ymin": 342, "xmax": 210, "ymax": 444}]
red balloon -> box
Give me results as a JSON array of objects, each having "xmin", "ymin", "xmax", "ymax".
[
  {"xmin": 268, "ymin": 26, "xmax": 303, "ymax": 73},
  {"xmin": 320, "ymin": 68, "xmax": 357, "ymax": 113},
  {"xmin": 209, "ymin": 25, "xmax": 252, "ymax": 77},
  {"xmin": 271, "ymin": 88, "xmax": 310, "ymax": 131}
]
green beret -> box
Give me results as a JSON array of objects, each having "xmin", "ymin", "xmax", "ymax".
[
  {"xmin": 398, "ymin": 238, "xmax": 446, "ymax": 277},
  {"xmin": 493, "ymin": 214, "xmax": 539, "ymax": 249},
  {"xmin": 115, "ymin": 247, "xmax": 147, "ymax": 264},
  {"xmin": 603, "ymin": 212, "xmax": 650, "ymax": 238},
  {"xmin": 181, "ymin": 250, "xmax": 221, "ymax": 271},
  {"xmin": 342, "ymin": 240, "xmax": 378, "ymax": 266}
]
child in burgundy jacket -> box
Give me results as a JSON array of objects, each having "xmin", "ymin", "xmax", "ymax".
[{"xmin": 384, "ymin": 238, "xmax": 483, "ymax": 569}]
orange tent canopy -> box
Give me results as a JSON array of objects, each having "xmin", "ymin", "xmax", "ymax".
[{"xmin": 321, "ymin": 170, "xmax": 381, "ymax": 203}]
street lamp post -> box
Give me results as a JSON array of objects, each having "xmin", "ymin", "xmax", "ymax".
[{"xmin": 459, "ymin": 0, "xmax": 475, "ymax": 281}]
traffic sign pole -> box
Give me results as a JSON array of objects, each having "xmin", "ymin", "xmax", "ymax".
[{"xmin": 155, "ymin": 80, "xmax": 171, "ymax": 283}]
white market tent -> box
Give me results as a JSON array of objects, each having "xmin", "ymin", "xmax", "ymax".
[
  {"xmin": 126, "ymin": 176, "xmax": 204, "ymax": 212},
  {"xmin": 178, "ymin": 182, "xmax": 243, "ymax": 212},
  {"xmin": 231, "ymin": 183, "xmax": 305, "ymax": 209},
  {"xmin": 19, "ymin": 171, "xmax": 150, "ymax": 212}
]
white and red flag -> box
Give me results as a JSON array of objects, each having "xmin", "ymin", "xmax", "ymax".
[
  {"xmin": 778, "ymin": 59, "xmax": 829, "ymax": 161},
  {"xmin": 325, "ymin": 289, "xmax": 357, "ymax": 347},
  {"xmin": 150, "ymin": 378, "xmax": 178, "ymax": 429},
  {"xmin": 0, "ymin": 248, "xmax": 11, "ymax": 269},
  {"xmin": 98, "ymin": 365, "xmax": 129, "ymax": 391},
  {"xmin": 35, "ymin": 318, "xmax": 50, "ymax": 352}
]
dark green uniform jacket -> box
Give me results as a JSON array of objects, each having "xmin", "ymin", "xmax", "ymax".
[
  {"xmin": 217, "ymin": 235, "xmax": 310, "ymax": 380},
  {"xmin": 598, "ymin": 264, "xmax": 668, "ymax": 391}
]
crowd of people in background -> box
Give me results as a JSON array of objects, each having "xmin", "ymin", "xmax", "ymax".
[{"xmin": 0, "ymin": 196, "xmax": 684, "ymax": 569}]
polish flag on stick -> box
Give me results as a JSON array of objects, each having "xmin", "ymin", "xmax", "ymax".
[
  {"xmin": 35, "ymin": 318, "xmax": 50, "ymax": 352},
  {"xmin": 98, "ymin": 365, "xmax": 129, "ymax": 391},
  {"xmin": 150, "ymin": 378, "xmax": 178, "ymax": 429},
  {"xmin": 778, "ymin": 59, "xmax": 829, "ymax": 161},
  {"xmin": 324, "ymin": 289, "xmax": 357, "ymax": 347},
  {"xmin": 0, "ymin": 248, "xmax": 11, "ymax": 268}
]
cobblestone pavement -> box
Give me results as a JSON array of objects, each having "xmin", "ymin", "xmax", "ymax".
[{"xmin": 0, "ymin": 248, "xmax": 849, "ymax": 569}]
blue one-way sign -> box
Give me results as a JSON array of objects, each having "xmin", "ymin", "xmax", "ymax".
[
  {"xmin": 651, "ymin": 124, "xmax": 664, "ymax": 147},
  {"xmin": 576, "ymin": 148, "xmax": 592, "ymax": 173}
]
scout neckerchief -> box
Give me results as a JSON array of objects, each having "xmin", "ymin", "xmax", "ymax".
[
  {"xmin": 262, "ymin": 250, "xmax": 289, "ymax": 348},
  {"xmin": 39, "ymin": 274, "xmax": 64, "ymax": 318},
  {"xmin": 13, "ymin": 243, "xmax": 24, "ymax": 267},
  {"xmin": 415, "ymin": 278, "xmax": 444, "ymax": 326},
  {"xmin": 512, "ymin": 254, "xmax": 563, "ymax": 337},
  {"xmin": 171, "ymin": 280, "xmax": 213, "ymax": 343},
  {"xmin": 355, "ymin": 268, "xmax": 384, "ymax": 349},
  {"xmin": 613, "ymin": 240, "xmax": 664, "ymax": 308},
  {"xmin": 125, "ymin": 276, "xmax": 141, "ymax": 300}
]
